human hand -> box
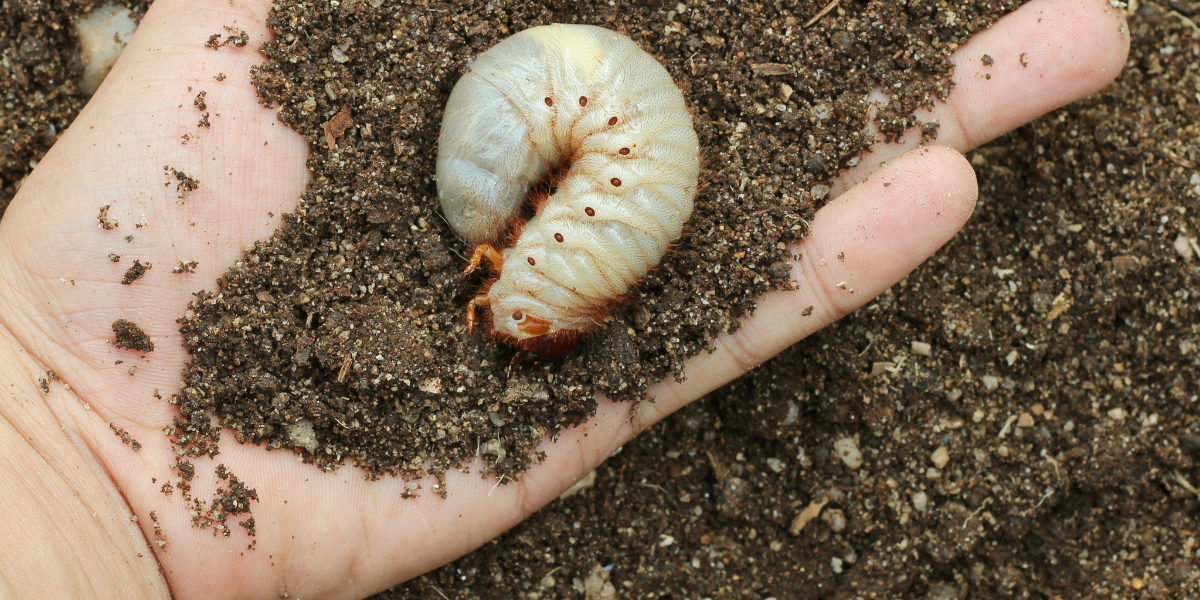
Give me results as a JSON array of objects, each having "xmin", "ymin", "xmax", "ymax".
[{"xmin": 0, "ymin": 0, "xmax": 1128, "ymax": 597}]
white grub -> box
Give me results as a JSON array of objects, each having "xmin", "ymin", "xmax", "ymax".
[
  {"xmin": 437, "ymin": 24, "xmax": 700, "ymax": 344},
  {"xmin": 75, "ymin": 3, "xmax": 138, "ymax": 94}
]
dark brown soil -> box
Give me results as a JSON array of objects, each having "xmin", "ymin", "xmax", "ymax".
[
  {"xmin": 121, "ymin": 258, "xmax": 151, "ymax": 284},
  {"xmin": 3, "ymin": 0, "xmax": 1199, "ymax": 598},
  {"xmin": 0, "ymin": 1, "xmax": 149, "ymax": 215},
  {"xmin": 170, "ymin": 0, "xmax": 1016, "ymax": 486},
  {"xmin": 383, "ymin": 4, "xmax": 1200, "ymax": 599},
  {"xmin": 112, "ymin": 318, "xmax": 154, "ymax": 352}
]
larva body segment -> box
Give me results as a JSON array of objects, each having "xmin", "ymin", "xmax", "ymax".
[{"xmin": 437, "ymin": 24, "xmax": 700, "ymax": 355}]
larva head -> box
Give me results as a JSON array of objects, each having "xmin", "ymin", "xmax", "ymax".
[
  {"xmin": 487, "ymin": 292, "xmax": 593, "ymax": 360},
  {"xmin": 489, "ymin": 296, "xmax": 555, "ymax": 341}
]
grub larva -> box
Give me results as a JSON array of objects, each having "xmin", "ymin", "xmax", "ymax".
[{"xmin": 436, "ymin": 24, "xmax": 700, "ymax": 358}]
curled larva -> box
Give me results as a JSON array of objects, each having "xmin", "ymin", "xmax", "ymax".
[{"xmin": 436, "ymin": 24, "xmax": 700, "ymax": 358}]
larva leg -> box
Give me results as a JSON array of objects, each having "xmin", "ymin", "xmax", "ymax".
[
  {"xmin": 463, "ymin": 243, "xmax": 504, "ymax": 277},
  {"xmin": 466, "ymin": 293, "xmax": 490, "ymax": 334}
]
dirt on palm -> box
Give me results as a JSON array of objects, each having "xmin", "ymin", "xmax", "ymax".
[{"xmin": 169, "ymin": 0, "xmax": 1012, "ymax": 486}]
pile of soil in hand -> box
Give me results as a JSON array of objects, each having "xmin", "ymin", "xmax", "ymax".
[
  {"xmin": 169, "ymin": 0, "xmax": 1018, "ymax": 485},
  {"xmin": 5, "ymin": 0, "xmax": 1199, "ymax": 598},
  {"xmin": 386, "ymin": 3, "xmax": 1200, "ymax": 599}
]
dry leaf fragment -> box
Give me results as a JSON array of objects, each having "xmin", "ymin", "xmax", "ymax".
[{"xmin": 323, "ymin": 105, "xmax": 353, "ymax": 149}]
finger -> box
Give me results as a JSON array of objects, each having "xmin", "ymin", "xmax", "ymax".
[
  {"xmin": 507, "ymin": 145, "xmax": 977, "ymax": 515},
  {"xmin": 832, "ymin": 0, "xmax": 1129, "ymax": 196},
  {"xmin": 640, "ymin": 145, "xmax": 977, "ymax": 423}
]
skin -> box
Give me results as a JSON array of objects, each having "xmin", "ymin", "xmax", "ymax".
[{"xmin": 0, "ymin": 0, "xmax": 1128, "ymax": 597}]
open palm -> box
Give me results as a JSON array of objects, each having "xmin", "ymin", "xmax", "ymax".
[{"xmin": 0, "ymin": 0, "xmax": 1128, "ymax": 597}]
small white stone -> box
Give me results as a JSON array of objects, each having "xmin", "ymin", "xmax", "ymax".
[
  {"xmin": 1175, "ymin": 235, "xmax": 1195, "ymax": 261},
  {"xmin": 982, "ymin": 375, "xmax": 1000, "ymax": 391},
  {"xmin": 834, "ymin": 437, "xmax": 863, "ymax": 469},
  {"xmin": 418, "ymin": 377, "xmax": 442, "ymax": 393},
  {"xmin": 911, "ymin": 341, "xmax": 932, "ymax": 356},
  {"xmin": 831, "ymin": 557, "xmax": 844, "ymax": 574},
  {"xmin": 931, "ymin": 446, "xmax": 950, "ymax": 469},
  {"xmin": 286, "ymin": 419, "xmax": 318, "ymax": 453},
  {"xmin": 911, "ymin": 491, "xmax": 929, "ymax": 512},
  {"xmin": 821, "ymin": 508, "xmax": 846, "ymax": 532}
]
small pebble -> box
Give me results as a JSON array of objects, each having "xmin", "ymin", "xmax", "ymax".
[
  {"xmin": 931, "ymin": 445, "xmax": 950, "ymax": 469},
  {"xmin": 766, "ymin": 458, "xmax": 785, "ymax": 473},
  {"xmin": 1017, "ymin": 412, "xmax": 1035, "ymax": 428},
  {"xmin": 911, "ymin": 491, "xmax": 929, "ymax": 512},
  {"xmin": 834, "ymin": 437, "xmax": 863, "ymax": 469},
  {"xmin": 831, "ymin": 557, "xmax": 844, "ymax": 574},
  {"xmin": 1175, "ymin": 235, "xmax": 1194, "ymax": 261},
  {"xmin": 822, "ymin": 508, "xmax": 846, "ymax": 532},
  {"xmin": 982, "ymin": 375, "xmax": 1000, "ymax": 391},
  {"xmin": 911, "ymin": 341, "xmax": 932, "ymax": 356},
  {"xmin": 1108, "ymin": 407, "xmax": 1127, "ymax": 420}
]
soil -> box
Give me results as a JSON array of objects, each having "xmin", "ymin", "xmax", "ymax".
[
  {"xmin": 112, "ymin": 318, "xmax": 155, "ymax": 352},
  {"xmin": 2, "ymin": 0, "xmax": 1199, "ymax": 599},
  {"xmin": 0, "ymin": 0, "xmax": 149, "ymax": 214},
  {"xmin": 171, "ymin": 0, "xmax": 1018, "ymax": 485}
]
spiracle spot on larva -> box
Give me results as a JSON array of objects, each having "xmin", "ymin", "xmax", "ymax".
[{"xmin": 435, "ymin": 23, "xmax": 701, "ymax": 360}]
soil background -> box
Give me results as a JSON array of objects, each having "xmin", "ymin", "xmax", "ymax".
[{"xmin": 3, "ymin": 0, "xmax": 1200, "ymax": 599}]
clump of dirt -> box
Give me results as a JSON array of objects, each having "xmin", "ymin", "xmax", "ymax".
[
  {"xmin": 98, "ymin": 203, "xmax": 119, "ymax": 229},
  {"xmin": 169, "ymin": 0, "xmax": 1019, "ymax": 486},
  {"xmin": 108, "ymin": 421, "xmax": 142, "ymax": 451},
  {"xmin": 121, "ymin": 259, "xmax": 150, "ymax": 284},
  {"xmin": 111, "ymin": 318, "xmax": 153, "ymax": 352},
  {"xmin": 164, "ymin": 165, "xmax": 198, "ymax": 199},
  {"xmin": 386, "ymin": 4, "xmax": 1200, "ymax": 599},
  {"xmin": 172, "ymin": 259, "xmax": 197, "ymax": 273}
]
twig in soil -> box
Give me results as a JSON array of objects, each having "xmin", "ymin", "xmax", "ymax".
[
  {"xmin": 1167, "ymin": 11, "xmax": 1200, "ymax": 32},
  {"xmin": 636, "ymin": 481, "xmax": 674, "ymax": 504},
  {"xmin": 488, "ymin": 474, "xmax": 507, "ymax": 496},
  {"xmin": 804, "ymin": 0, "xmax": 841, "ymax": 28},
  {"xmin": 962, "ymin": 497, "xmax": 993, "ymax": 528},
  {"xmin": 1173, "ymin": 470, "xmax": 1200, "ymax": 497}
]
